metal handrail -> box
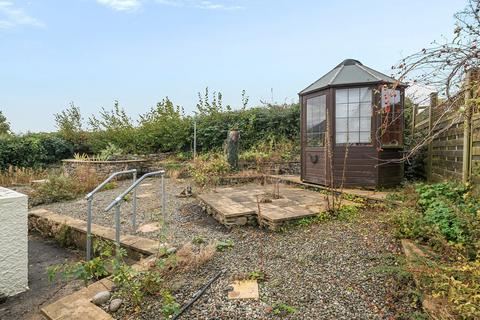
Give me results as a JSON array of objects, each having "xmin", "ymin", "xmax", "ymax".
[
  {"xmin": 104, "ymin": 170, "xmax": 166, "ymax": 256},
  {"xmin": 86, "ymin": 169, "xmax": 137, "ymax": 261},
  {"xmin": 86, "ymin": 169, "xmax": 137, "ymax": 200}
]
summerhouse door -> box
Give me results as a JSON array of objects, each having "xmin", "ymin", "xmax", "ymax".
[{"xmin": 302, "ymin": 93, "xmax": 329, "ymax": 185}]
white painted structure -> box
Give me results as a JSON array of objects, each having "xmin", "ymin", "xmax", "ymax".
[{"xmin": 0, "ymin": 187, "xmax": 28, "ymax": 297}]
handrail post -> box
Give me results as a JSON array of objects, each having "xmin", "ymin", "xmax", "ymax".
[
  {"xmin": 103, "ymin": 170, "xmax": 166, "ymax": 259},
  {"xmin": 115, "ymin": 204, "xmax": 121, "ymax": 258},
  {"xmin": 132, "ymin": 171, "xmax": 137, "ymax": 232},
  {"xmin": 84, "ymin": 169, "xmax": 137, "ymax": 261},
  {"xmin": 86, "ymin": 197, "xmax": 93, "ymax": 261},
  {"xmin": 161, "ymin": 174, "xmax": 166, "ymax": 234}
]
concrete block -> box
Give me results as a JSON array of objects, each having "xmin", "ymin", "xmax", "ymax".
[{"xmin": 0, "ymin": 187, "xmax": 28, "ymax": 297}]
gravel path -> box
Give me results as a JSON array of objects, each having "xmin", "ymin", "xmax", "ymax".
[{"xmin": 38, "ymin": 178, "xmax": 420, "ymax": 319}]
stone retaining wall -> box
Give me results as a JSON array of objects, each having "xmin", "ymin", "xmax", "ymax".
[
  {"xmin": 62, "ymin": 156, "xmax": 300, "ymax": 180},
  {"xmin": 62, "ymin": 159, "xmax": 154, "ymax": 179},
  {"xmin": 239, "ymin": 160, "xmax": 300, "ymax": 175}
]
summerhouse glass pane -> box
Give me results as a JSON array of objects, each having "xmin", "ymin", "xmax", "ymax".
[
  {"xmin": 336, "ymin": 104, "xmax": 348, "ymax": 117},
  {"xmin": 336, "ymin": 89, "xmax": 348, "ymax": 104},
  {"xmin": 360, "ymin": 131, "xmax": 371, "ymax": 143},
  {"xmin": 381, "ymin": 88, "xmax": 401, "ymax": 108},
  {"xmin": 348, "ymin": 118, "xmax": 360, "ymax": 132},
  {"xmin": 348, "ymin": 88, "xmax": 360, "ymax": 103},
  {"xmin": 335, "ymin": 86, "xmax": 372, "ymax": 145},
  {"xmin": 360, "ymin": 103, "xmax": 371, "ymax": 117},
  {"xmin": 336, "ymin": 118, "xmax": 348, "ymax": 132},
  {"xmin": 306, "ymin": 95, "xmax": 327, "ymax": 147},
  {"xmin": 348, "ymin": 131, "xmax": 360, "ymax": 143},
  {"xmin": 336, "ymin": 132, "xmax": 348, "ymax": 144},
  {"xmin": 349, "ymin": 103, "xmax": 360, "ymax": 118},
  {"xmin": 360, "ymin": 117, "xmax": 371, "ymax": 131},
  {"xmin": 360, "ymin": 87, "xmax": 372, "ymax": 103}
]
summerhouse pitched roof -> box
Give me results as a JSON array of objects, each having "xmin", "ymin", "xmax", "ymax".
[{"xmin": 299, "ymin": 59, "xmax": 404, "ymax": 95}]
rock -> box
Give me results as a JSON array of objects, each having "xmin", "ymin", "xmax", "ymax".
[
  {"xmin": 223, "ymin": 285, "xmax": 234, "ymax": 293},
  {"xmin": 91, "ymin": 291, "xmax": 111, "ymax": 306},
  {"xmin": 109, "ymin": 298, "xmax": 123, "ymax": 312},
  {"xmin": 167, "ymin": 247, "xmax": 177, "ymax": 255}
]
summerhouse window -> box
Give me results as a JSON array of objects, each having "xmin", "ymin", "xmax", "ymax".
[
  {"xmin": 380, "ymin": 87, "xmax": 403, "ymax": 146},
  {"xmin": 306, "ymin": 95, "xmax": 326, "ymax": 147},
  {"xmin": 335, "ymin": 87, "xmax": 372, "ymax": 145}
]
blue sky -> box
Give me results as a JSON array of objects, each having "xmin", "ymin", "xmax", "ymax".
[{"xmin": 0, "ymin": 0, "xmax": 466, "ymax": 133}]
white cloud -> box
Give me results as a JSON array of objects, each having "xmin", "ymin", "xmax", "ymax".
[
  {"xmin": 155, "ymin": 0, "xmax": 244, "ymax": 10},
  {"xmin": 96, "ymin": 0, "xmax": 143, "ymax": 12},
  {"xmin": 96, "ymin": 0, "xmax": 244, "ymax": 12},
  {"xmin": 0, "ymin": 1, "xmax": 44, "ymax": 29}
]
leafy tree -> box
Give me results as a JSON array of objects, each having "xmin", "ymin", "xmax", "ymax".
[
  {"xmin": 138, "ymin": 97, "xmax": 191, "ymax": 153},
  {"xmin": 54, "ymin": 103, "xmax": 88, "ymax": 151},
  {"xmin": 88, "ymin": 101, "xmax": 137, "ymax": 153},
  {"xmin": 196, "ymin": 87, "xmax": 231, "ymax": 115},
  {"xmin": 0, "ymin": 110, "xmax": 11, "ymax": 135}
]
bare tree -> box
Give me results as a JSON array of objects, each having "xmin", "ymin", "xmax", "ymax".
[
  {"xmin": 394, "ymin": 0, "xmax": 479, "ymax": 99},
  {"xmin": 382, "ymin": 0, "xmax": 480, "ymax": 164}
]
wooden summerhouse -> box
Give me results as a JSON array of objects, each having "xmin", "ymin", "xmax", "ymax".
[{"xmin": 299, "ymin": 59, "xmax": 406, "ymax": 189}]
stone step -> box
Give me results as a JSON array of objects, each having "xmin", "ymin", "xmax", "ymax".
[
  {"xmin": 198, "ymin": 194, "xmax": 256, "ymax": 218},
  {"xmin": 41, "ymin": 278, "xmax": 114, "ymax": 320}
]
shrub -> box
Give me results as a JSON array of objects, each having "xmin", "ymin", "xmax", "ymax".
[
  {"xmin": 239, "ymin": 137, "xmax": 299, "ymax": 164},
  {"xmin": 195, "ymin": 103, "xmax": 300, "ymax": 152},
  {"xmin": 88, "ymin": 101, "xmax": 138, "ymax": 153},
  {"xmin": 189, "ymin": 153, "xmax": 230, "ymax": 186},
  {"xmin": 99, "ymin": 143, "xmax": 124, "ymax": 160},
  {"xmin": 137, "ymin": 98, "xmax": 191, "ymax": 153},
  {"xmin": 31, "ymin": 166, "xmax": 102, "ymax": 204},
  {"xmin": 389, "ymin": 182, "xmax": 480, "ymax": 260},
  {"xmin": 0, "ymin": 133, "xmax": 73, "ymax": 170}
]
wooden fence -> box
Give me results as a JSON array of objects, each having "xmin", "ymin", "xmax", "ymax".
[{"xmin": 413, "ymin": 70, "xmax": 478, "ymax": 183}]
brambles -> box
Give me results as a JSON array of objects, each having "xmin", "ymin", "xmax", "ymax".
[
  {"xmin": 216, "ymin": 239, "xmax": 235, "ymax": 252},
  {"xmin": 388, "ymin": 181, "xmax": 480, "ymax": 318},
  {"xmin": 160, "ymin": 290, "xmax": 181, "ymax": 317},
  {"xmin": 272, "ymin": 303, "xmax": 297, "ymax": 316},
  {"xmin": 192, "ymin": 235, "xmax": 205, "ymax": 245},
  {"xmin": 248, "ymin": 270, "xmax": 266, "ymax": 282}
]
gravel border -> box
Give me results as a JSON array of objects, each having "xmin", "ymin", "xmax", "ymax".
[{"xmin": 38, "ymin": 178, "xmax": 420, "ymax": 319}]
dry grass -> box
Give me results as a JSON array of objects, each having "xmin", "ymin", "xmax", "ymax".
[
  {"xmin": 167, "ymin": 168, "xmax": 182, "ymax": 181},
  {"xmin": 0, "ymin": 166, "xmax": 48, "ymax": 187},
  {"xmin": 175, "ymin": 243, "xmax": 216, "ymax": 271},
  {"xmin": 72, "ymin": 164, "xmax": 103, "ymax": 193}
]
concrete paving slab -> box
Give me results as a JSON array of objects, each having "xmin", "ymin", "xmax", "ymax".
[{"xmin": 227, "ymin": 280, "xmax": 259, "ymax": 300}]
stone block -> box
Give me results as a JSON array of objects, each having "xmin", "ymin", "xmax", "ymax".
[{"xmin": 0, "ymin": 187, "xmax": 28, "ymax": 297}]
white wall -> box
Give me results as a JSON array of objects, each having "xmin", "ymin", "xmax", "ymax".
[{"xmin": 0, "ymin": 187, "xmax": 28, "ymax": 297}]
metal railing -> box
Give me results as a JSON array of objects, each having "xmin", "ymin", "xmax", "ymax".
[
  {"xmin": 104, "ymin": 170, "xmax": 166, "ymax": 256},
  {"xmin": 85, "ymin": 169, "xmax": 137, "ymax": 261}
]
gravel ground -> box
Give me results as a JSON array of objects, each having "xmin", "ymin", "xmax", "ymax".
[{"xmin": 37, "ymin": 178, "xmax": 421, "ymax": 319}]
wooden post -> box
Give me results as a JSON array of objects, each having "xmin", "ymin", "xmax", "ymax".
[
  {"xmin": 227, "ymin": 130, "xmax": 239, "ymax": 171},
  {"xmin": 427, "ymin": 93, "xmax": 437, "ymax": 182},
  {"xmin": 463, "ymin": 70, "xmax": 474, "ymax": 183},
  {"xmin": 411, "ymin": 104, "xmax": 418, "ymax": 137}
]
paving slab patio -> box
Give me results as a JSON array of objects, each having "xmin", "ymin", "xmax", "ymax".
[{"xmin": 198, "ymin": 183, "xmax": 358, "ymax": 229}]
